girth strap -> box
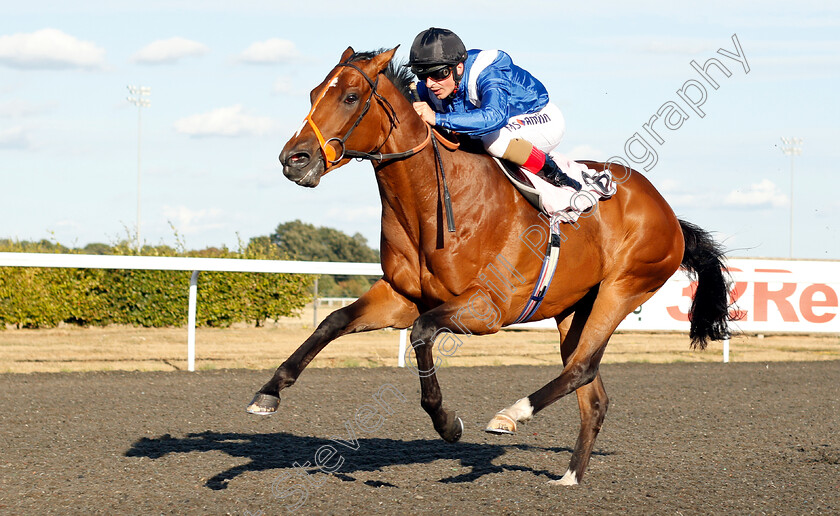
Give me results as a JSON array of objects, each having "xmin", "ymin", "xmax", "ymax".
[{"xmin": 513, "ymin": 218, "xmax": 564, "ymax": 324}]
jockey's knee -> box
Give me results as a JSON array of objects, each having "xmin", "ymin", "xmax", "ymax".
[
  {"xmin": 483, "ymin": 136, "xmax": 534, "ymax": 165},
  {"xmin": 481, "ymin": 131, "xmax": 510, "ymax": 158},
  {"xmin": 500, "ymin": 138, "xmax": 535, "ymax": 164}
]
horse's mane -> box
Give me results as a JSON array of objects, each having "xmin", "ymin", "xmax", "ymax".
[
  {"xmin": 349, "ymin": 50, "xmax": 414, "ymax": 102},
  {"xmin": 349, "ymin": 49, "xmax": 480, "ymax": 152}
]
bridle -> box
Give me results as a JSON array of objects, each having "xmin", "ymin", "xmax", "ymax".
[
  {"xmin": 300, "ymin": 60, "xmax": 431, "ymax": 170},
  {"xmin": 298, "ymin": 57, "xmax": 457, "ymax": 233}
]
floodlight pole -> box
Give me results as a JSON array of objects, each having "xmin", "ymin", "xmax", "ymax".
[
  {"xmin": 127, "ymin": 86, "xmax": 151, "ymax": 251},
  {"xmin": 780, "ymin": 137, "xmax": 802, "ymax": 258}
]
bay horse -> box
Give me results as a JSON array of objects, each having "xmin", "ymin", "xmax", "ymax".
[{"xmin": 248, "ymin": 46, "xmax": 731, "ymax": 485}]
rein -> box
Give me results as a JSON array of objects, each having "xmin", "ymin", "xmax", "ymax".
[
  {"xmin": 304, "ymin": 61, "xmax": 442, "ymax": 167},
  {"xmin": 303, "ymin": 58, "xmax": 458, "ymax": 233},
  {"xmin": 429, "ymin": 117, "xmax": 456, "ymax": 233}
]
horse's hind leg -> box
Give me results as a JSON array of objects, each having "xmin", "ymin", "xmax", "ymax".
[
  {"xmin": 553, "ymin": 299, "xmax": 609, "ymax": 486},
  {"xmin": 485, "ymin": 289, "xmax": 595, "ymax": 435},
  {"xmin": 553, "ymin": 372, "xmax": 608, "ymax": 486},
  {"xmin": 538, "ymin": 285, "xmax": 656, "ymax": 485},
  {"xmin": 488, "ymin": 282, "xmax": 653, "ymax": 483}
]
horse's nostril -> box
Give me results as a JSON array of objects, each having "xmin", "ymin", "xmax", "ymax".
[{"xmin": 287, "ymin": 152, "xmax": 311, "ymax": 168}]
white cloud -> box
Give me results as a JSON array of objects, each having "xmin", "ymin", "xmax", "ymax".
[
  {"xmin": 54, "ymin": 219, "xmax": 81, "ymax": 230},
  {"xmin": 0, "ymin": 28, "xmax": 105, "ymax": 70},
  {"xmin": 725, "ymin": 179, "xmax": 788, "ymax": 208},
  {"xmin": 662, "ymin": 192, "xmax": 708, "ymax": 208},
  {"xmin": 654, "ymin": 178, "xmax": 713, "ymax": 208},
  {"xmin": 132, "ymin": 37, "xmax": 208, "ymax": 64},
  {"xmin": 272, "ymin": 75, "xmax": 308, "ymax": 95},
  {"xmin": 162, "ymin": 206, "xmax": 225, "ymax": 235},
  {"xmin": 0, "ymin": 127, "xmax": 29, "ymax": 149},
  {"xmin": 635, "ymin": 37, "xmax": 720, "ymax": 55},
  {"xmin": 174, "ymin": 105, "xmax": 276, "ymax": 138},
  {"xmin": 238, "ymin": 38, "xmax": 299, "ymax": 64},
  {"xmin": 0, "ymin": 100, "xmax": 52, "ymax": 118}
]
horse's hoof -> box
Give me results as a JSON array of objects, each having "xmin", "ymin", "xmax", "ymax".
[
  {"xmin": 548, "ymin": 469, "xmax": 579, "ymax": 486},
  {"xmin": 442, "ymin": 416, "xmax": 464, "ymax": 443},
  {"xmin": 246, "ymin": 393, "xmax": 280, "ymax": 415},
  {"xmin": 484, "ymin": 413, "xmax": 517, "ymax": 434}
]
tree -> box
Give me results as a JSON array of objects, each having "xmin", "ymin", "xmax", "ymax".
[
  {"xmin": 268, "ymin": 220, "xmax": 379, "ymax": 262},
  {"xmin": 0, "ymin": 239, "xmax": 69, "ymax": 253},
  {"xmin": 262, "ymin": 220, "xmax": 381, "ymax": 297},
  {"xmin": 82, "ymin": 242, "xmax": 111, "ymax": 255}
]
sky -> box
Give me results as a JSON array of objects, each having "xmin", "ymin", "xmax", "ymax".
[{"xmin": 1, "ymin": 1, "xmax": 838, "ymax": 260}]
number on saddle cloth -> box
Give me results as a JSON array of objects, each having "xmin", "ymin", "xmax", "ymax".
[
  {"xmin": 492, "ymin": 156, "xmax": 617, "ymax": 221},
  {"xmin": 581, "ymin": 169, "xmax": 617, "ymax": 198}
]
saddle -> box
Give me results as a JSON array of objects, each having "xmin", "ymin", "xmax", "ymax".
[
  {"xmin": 494, "ymin": 154, "xmax": 617, "ymax": 223},
  {"xmin": 494, "ymin": 155, "xmax": 617, "ymax": 324},
  {"xmin": 433, "ymin": 129, "xmax": 616, "ymax": 224},
  {"xmin": 428, "ymin": 133, "xmax": 617, "ymax": 323}
]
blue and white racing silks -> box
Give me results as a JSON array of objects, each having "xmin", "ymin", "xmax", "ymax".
[{"xmin": 416, "ymin": 49, "xmax": 550, "ymax": 137}]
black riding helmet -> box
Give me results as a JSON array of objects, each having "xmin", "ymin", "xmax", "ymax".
[{"xmin": 406, "ymin": 27, "xmax": 467, "ymax": 77}]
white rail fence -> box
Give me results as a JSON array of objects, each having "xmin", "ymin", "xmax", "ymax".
[
  {"xmin": 1, "ymin": 254, "xmax": 837, "ymax": 370},
  {"xmin": 0, "ymin": 252, "xmax": 384, "ymax": 372}
]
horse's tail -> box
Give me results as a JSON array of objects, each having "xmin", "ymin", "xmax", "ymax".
[{"xmin": 678, "ymin": 219, "xmax": 733, "ymax": 350}]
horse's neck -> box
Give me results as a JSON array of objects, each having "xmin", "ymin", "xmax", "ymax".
[
  {"xmin": 373, "ymin": 145, "xmax": 439, "ymax": 245},
  {"xmin": 374, "ymin": 131, "xmax": 513, "ymax": 248},
  {"xmin": 372, "ymin": 82, "xmax": 523, "ymax": 250}
]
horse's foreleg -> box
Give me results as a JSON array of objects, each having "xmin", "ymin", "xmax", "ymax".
[
  {"xmin": 408, "ymin": 288, "xmax": 504, "ymax": 443},
  {"xmin": 407, "ymin": 313, "xmax": 464, "ymax": 443},
  {"xmin": 247, "ymin": 279, "xmax": 418, "ymax": 415}
]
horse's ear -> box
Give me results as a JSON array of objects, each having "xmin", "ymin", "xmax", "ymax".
[
  {"xmin": 369, "ymin": 46, "xmax": 399, "ymax": 74},
  {"xmin": 340, "ymin": 46, "xmax": 355, "ymax": 63}
]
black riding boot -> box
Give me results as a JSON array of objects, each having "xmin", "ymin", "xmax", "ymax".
[{"xmin": 540, "ymin": 154, "xmax": 582, "ymax": 191}]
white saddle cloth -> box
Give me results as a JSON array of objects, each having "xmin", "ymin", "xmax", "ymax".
[{"xmin": 495, "ymin": 152, "xmax": 617, "ymax": 224}]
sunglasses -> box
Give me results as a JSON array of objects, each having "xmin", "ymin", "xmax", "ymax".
[{"xmin": 415, "ymin": 66, "xmax": 453, "ymax": 82}]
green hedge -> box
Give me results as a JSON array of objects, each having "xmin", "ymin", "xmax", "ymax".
[{"xmin": 0, "ymin": 240, "xmax": 313, "ymax": 329}]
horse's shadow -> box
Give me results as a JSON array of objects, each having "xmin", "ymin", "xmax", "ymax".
[{"xmin": 125, "ymin": 431, "xmax": 606, "ymax": 490}]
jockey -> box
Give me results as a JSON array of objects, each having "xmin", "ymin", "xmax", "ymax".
[{"xmin": 408, "ymin": 27, "xmax": 581, "ymax": 191}]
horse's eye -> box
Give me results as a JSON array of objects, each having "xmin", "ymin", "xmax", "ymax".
[{"xmin": 344, "ymin": 93, "xmax": 359, "ymax": 105}]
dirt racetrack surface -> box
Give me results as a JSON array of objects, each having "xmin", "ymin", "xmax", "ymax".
[{"xmin": 1, "ymin": 362, "xmax": 838, "ymax": 515}]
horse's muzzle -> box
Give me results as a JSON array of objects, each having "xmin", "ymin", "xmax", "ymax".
[{"xmin": 279, "ymin": 148, "xmax": 324, "ymax": 188}]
